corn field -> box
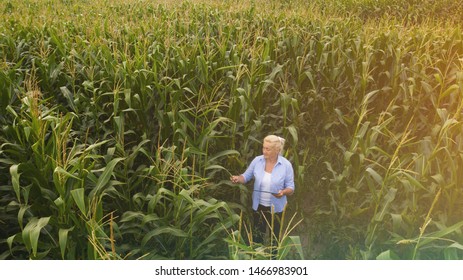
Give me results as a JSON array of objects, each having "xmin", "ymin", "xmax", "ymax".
[{"xmin": 1, "ymin": 0, "xmax": 463, "ymax": 260}]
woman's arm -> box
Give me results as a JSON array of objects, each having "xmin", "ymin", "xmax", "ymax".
[
  {"xmin": 230, "ymin": 156, "xmax": 259, "ymax": 184},
  {"xmin": 274, "ymin": 159, "xmax": 295, "ymax": 198}
]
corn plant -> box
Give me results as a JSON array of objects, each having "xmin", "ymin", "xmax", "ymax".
[
  {"xmin": 2, "ymin": 0, "xmax": 463, "ymax": 260},
  {"xmin": 226, "ymin": 209, "xmax": 304, "ymax": 260}
]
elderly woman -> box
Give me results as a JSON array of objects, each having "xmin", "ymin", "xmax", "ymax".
[{"xmin": 230, "ymin": 135, "xmax": 295, "ymax": 244}]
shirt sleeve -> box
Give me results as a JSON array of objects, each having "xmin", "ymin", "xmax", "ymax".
[
  {"xmin": 241, "ymin": 157, "xmax": 258, "ymax": 183},
  {"xmin": 285, "ymin": 161, "xmax": 295, "ymax": 191}
]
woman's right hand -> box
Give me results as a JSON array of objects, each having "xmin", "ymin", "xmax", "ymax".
[{"xmin": 230, "ymin": 175, "xmax": 242, "ymax": 184}]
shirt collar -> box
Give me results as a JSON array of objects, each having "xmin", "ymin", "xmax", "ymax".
[{"xmin": 260, "ymin": 155, "xmax": 282, "ymax": 165}]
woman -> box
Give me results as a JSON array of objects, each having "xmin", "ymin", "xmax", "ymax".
[{"xmin": 230, "ymin": 135, "xmax": 295, "ymax": 244}]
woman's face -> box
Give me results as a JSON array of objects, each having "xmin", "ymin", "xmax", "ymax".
[{"xmin": 262, "ymin": 142, "xmax": 279, "ymax": 160}]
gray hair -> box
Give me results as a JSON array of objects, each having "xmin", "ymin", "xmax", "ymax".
[{"xmin": 264, "ymin": 135, "xmax": 285, "ymax": 155}]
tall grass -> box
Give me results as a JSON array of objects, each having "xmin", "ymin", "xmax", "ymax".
[
  {"xmin": 1, "ymin": 0, "xmax": 463, "ymax": 259},
  {"xmin": 226, "ymin": 208, "xmax": 304, "ymax": 260}
]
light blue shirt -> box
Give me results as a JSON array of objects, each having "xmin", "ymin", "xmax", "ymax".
[{"xmin": 241, "ymin": 155, "xmax": 295, "ymax": 213}]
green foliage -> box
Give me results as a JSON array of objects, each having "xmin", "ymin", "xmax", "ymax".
[
  {"xmin": 226, "ymin": 210, "xmax": 305, "ymax": 260},
  {"xmin": 1, "ymin": 0, "xmax": 463, "ymax": 260}
]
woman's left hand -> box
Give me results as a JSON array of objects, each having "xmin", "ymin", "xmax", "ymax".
[
  {"xmin": 273, "ymin": 190, "xmax": 285, "ymax": 198},
  {"xmin": 273, "ymin": 188, "xmax": 294, "ymax": 198}
]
